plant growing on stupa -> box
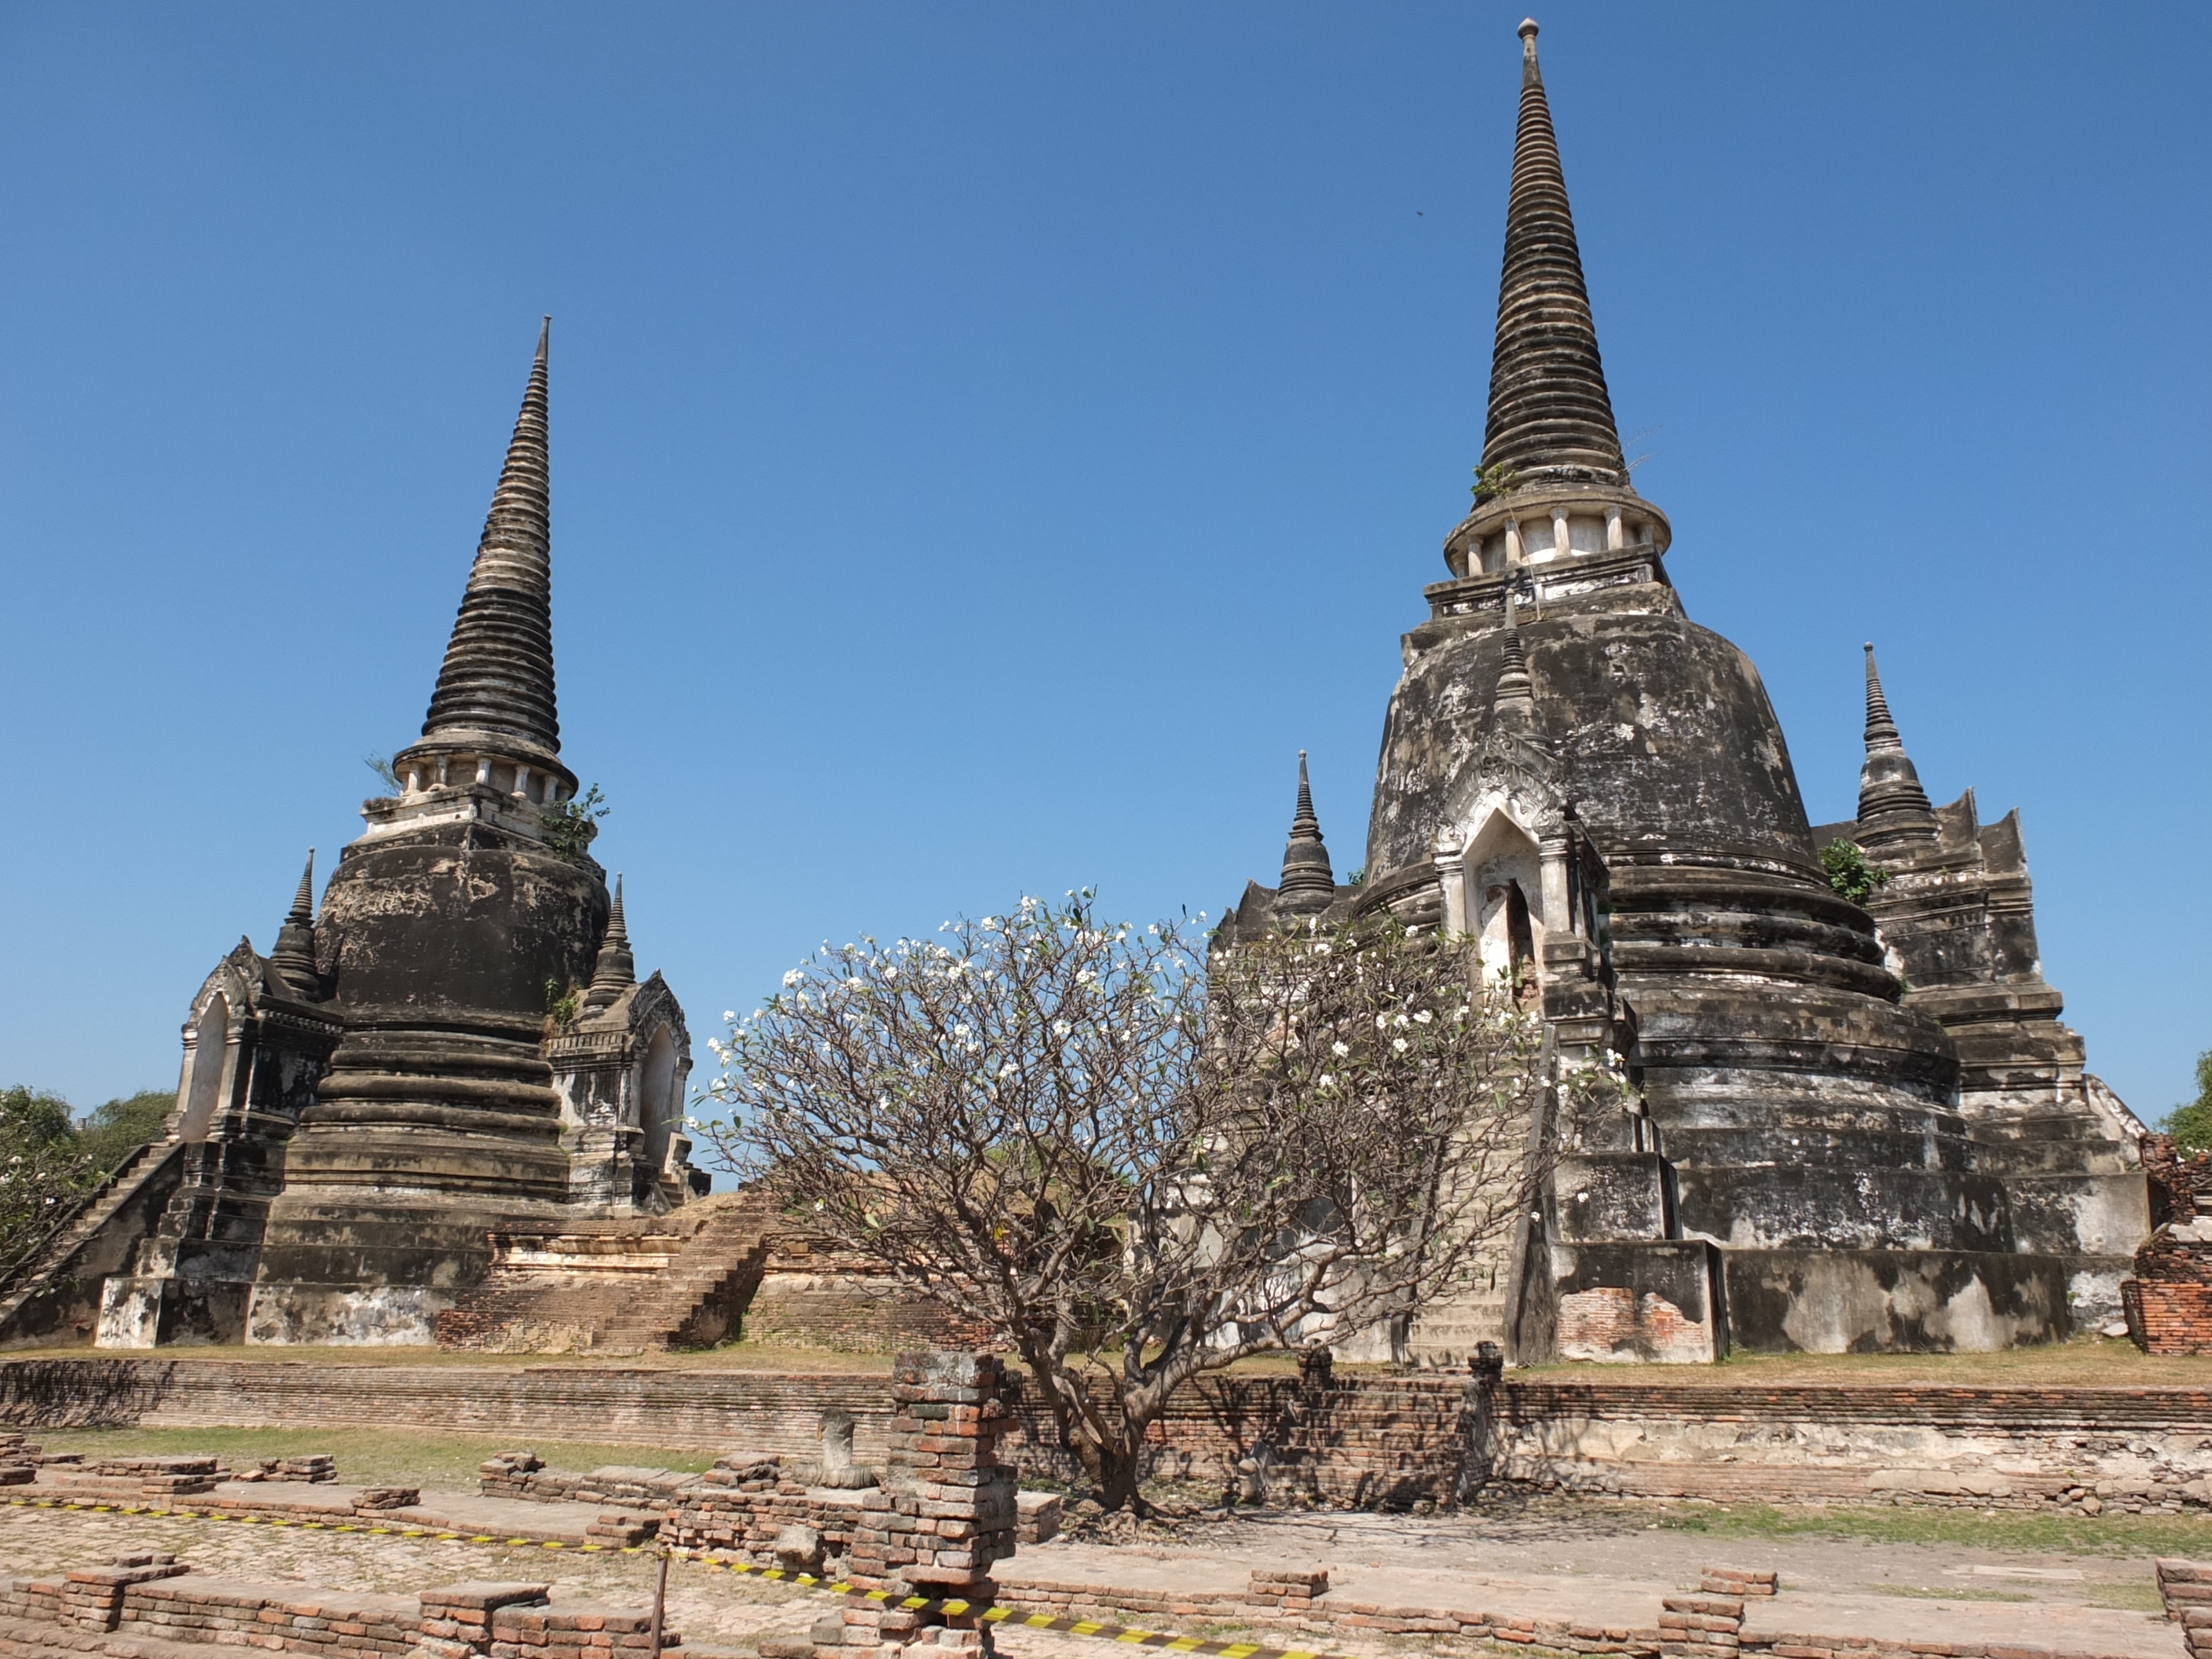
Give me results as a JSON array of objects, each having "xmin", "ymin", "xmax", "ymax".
[
  {"xmin": 1819, "ymin": 838, "xmax": 1890, "ymax": 906},
  {"xmin": 698, "ymin": 893, "xmax": 1602, "ymax": 1514},
  {"xmin": 540, "ymin": 783, "xmax": 608, "ymax": 861},
  {"xmin": 1471, "ymin": 462, "xmax": 1519, "ymax": 502}
]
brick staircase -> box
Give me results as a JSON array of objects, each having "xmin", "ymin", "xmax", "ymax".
[
  {"xmin": 0, "ymin": 1139, "xmax": 185, "ymax": 1346},
  {"xmin": 434, "ymin": 1190, "xmax": 780, "ymax": 1353}
]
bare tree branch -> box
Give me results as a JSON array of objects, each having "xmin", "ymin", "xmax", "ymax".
[{"xmin": 698, "ymin": 892, "xmax": 1616, "ymax": 1512}]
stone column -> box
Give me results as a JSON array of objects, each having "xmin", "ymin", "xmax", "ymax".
[
  {"xmin": 1433, "ymin": 830, "xmax": 1467, "ymax": 936},
  {"xmin": 1538, "ymin": 836, "xmax": 1571, "ymax": 938}
]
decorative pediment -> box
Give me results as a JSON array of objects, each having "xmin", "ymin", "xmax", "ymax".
[{"xmin": 1443, "ymin": 723, "xmax": 1569, "ymax": 842}]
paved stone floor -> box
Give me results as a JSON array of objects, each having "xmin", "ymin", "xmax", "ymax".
[
  {"xmin": 1016, "ymin": 1507, "xmax": 2185, "ymax": 1655},
  {"xmin": 1, "ymin": 1494, "xmax": 2192, "ymax": 1659}
]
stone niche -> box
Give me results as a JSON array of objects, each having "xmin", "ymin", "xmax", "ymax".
[{"xmin": 548, "ymin": 972, "xmax": 702, "ymax": 1214}]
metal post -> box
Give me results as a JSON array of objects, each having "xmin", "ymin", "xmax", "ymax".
[{"xmin": 648, "ymin": 1544, "xmax": 668, "ymax": 1659}]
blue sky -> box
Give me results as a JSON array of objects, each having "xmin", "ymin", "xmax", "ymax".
[{"xmin": 1, "ymin": 2, "xmax": 2205, "ymax": 1119}]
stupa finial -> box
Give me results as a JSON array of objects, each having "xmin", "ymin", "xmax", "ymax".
[
  {"xmin": 266, "ymin": 849, "xmax": 322, "ymax": 999},
  {"xmin": 415, "ymin": 319, "xmax": 562, "ymax": 764},
  {"xmin": 1855, "ymin": 643, "xmax": 1938, "ymax": 854},
  {"xmin": 1479, "ymin": 19, "xmax": 1628, "ymax": 491},
  {"xmin": 1277, "ymin": 752, "xmax": 1337, "ymax": 906},
  {"xmin": 582, "ymin": 873, "xmax": 637, "ymax": 1013}
]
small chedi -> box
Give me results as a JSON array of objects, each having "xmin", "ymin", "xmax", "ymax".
[
  {"xmin": 0, "ymin": 322, "xmax": 712, "ymax": 1350},
  {"xmin": 1218, "ymin": 21, "xmax": 2146, "ymax": 1361}
]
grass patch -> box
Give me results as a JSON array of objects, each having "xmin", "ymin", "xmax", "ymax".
[
  {"xmin": 2085, "ymin": 1582, "xmax": 2166, "ymax": 1612},
  {"xmin": 32, "ymin": 1426, "xmax": 721, "ymax": 1492},
  {"xmin": 1650, "ymin": 1501, "xmax": 2212, "ymax": 1559},
  {"xmin": 1872, "ymin": 1586, "xmax": 2035, "ymax": 1602}
]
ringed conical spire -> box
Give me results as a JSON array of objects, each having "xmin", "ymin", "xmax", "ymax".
[
  {"xmin": 1479, "ymin": 20, "xmax": 1628, "ymax": 492},
  {"xmin": 1855, "ymin": 644, "xmax": 1938, "ymax": 854},
  {"xmin": 582, "ymin": 873, "xmax": 637, "ymax": 1013},
  {"xmin": 1493, "ymin": 603, "xmax": 1537, "ymax": 733},
  {"xmin": 266, "ymin": 849, "xmax": 322, "ymax": 999},
  {"xmin": 1277, "ymin": 752, "xmax": 1338, "ymax": 906},
  {"xmin": 417, "ymin": 318, "xmax": 562, "ymax": 764}
]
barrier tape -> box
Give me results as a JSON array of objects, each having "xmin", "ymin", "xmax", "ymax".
[{"xmin": 4, "ymin": 1494, "xmax": 1346, "ymax": 1659}]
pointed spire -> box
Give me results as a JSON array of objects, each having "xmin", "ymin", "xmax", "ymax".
[
  {"xmin": 1855, "ymin": 644, "xmax": 1938, "ymax": 854},
  {"xmin": 266, "ymin": 849, "xmax": 322, "ymax": 999},
  {"xmin": 416, "ymin": 319, "xmax": 562, "ymax": 764},
  {"xmin": 1493, "ymin": 596, "xmax": 1537, "ymax": 733},
  {"xmin": 285, "ymin": 850, "xmax": 315, "ymax": 925},
  {"xmin": 582, "ymin": 873, "xmax": 636, "ymax": 1013},
  {"xmin": 1277, "ymin": 752, "xmax": 1337, "ymax": 907},
  {"xmin": 1479, "ymin": 20, "xmax": 1628, "ymax": 491}
]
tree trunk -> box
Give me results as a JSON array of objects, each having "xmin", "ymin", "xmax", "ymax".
[
  {"xmin": 1017, "ymin": 1350, "xmax": 1152, "ymax": 1514},
  {"xmin": 1096, "ymin": 1452, "xmax": 1147, "ymax": 1514}
]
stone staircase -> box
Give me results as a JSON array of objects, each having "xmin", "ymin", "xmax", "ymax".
[
  {"xmin": 434, "ymin": 1190, "xmax": 780, "ymax": 1353},
  {"xmin": 0, "ymin": 1139, "xmax": 185, "ymax": 1346}
]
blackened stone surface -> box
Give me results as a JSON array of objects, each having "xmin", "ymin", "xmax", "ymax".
[
  {"xmin": 249, "ymin": 816, "xmax": 607, "ymax": 1340},
  {"xmin": 1723, "ymin": 1248, "xmax": 2067, "ymax": 1354},
  {"xmin": 1372, "ymin": 601, "xmax": 1818, "ymax": 883}
]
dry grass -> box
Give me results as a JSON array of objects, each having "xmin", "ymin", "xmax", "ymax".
[
  {"xmin": 7, "ymin": 1332, "xmax": 2207, "ymax": 1389},
  {"xmin": 24, "ymin": 1424, "xmax": 723, "ymax": 1492},
  {"xmin": 0, "ymin": 1341, "xmax": 897, "ymax": 1372},
  {"xmin": 1651, "ymin": 1498, "xmax": 2212, "ymax": 1559}
]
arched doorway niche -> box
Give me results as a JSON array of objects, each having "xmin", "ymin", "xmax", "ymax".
[
  {"xmin": 1460, "ymin": 811, "xmax": 1545, "ymax": 1002},
  {"xmin": 178, "ymin": 994, "xmax": 233, "ymax": 1143},
  {"xmin": 637, "ymin": 1024, "xmax": 679, "ymax": 1177}
]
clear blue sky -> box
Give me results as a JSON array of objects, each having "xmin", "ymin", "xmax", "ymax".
[{"xmin": 2, "ymin": 3, "xmax": 2205, "ymax": 1119}]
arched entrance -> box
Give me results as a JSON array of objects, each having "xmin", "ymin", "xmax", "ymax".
[
  {"xmin": 638, "ymin": 1025, "xmax": 679, "ymax": 1176},
  {"xmin": 178, "ymin": 994, "xmax": 231, "ymax": 1142}
]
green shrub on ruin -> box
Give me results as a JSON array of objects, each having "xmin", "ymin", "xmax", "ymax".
[{"xmin": 1819, "ymin": 839, "xmax": 1889, "ymax": 906}]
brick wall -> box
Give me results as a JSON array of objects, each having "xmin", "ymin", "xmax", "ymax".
[
  {"xmin": 738, "ymin": 1245, "xmax": 989, "ymax": 1354},
  {"xmin": 0, "ymin": 1561, "xmax": 673, "ymax": 1659},
  {"xmin": 14, "ymin": 1357, "xmax": 2212, "ymax": 1515},
  {"xmin": 2126, "ymin": 1282, "xmax": 2212, "ymax": 1355}
]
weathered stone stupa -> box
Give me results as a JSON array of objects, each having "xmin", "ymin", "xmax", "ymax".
[
  {"xmin": 1221, "ymin": 21, "xmax": 2145, "ymax": 1360},
  {"xmin": 0, "ymin": 324, "xmax": 705, "ymax": 1350}
]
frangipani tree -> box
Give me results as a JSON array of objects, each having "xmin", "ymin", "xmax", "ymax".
[{"xmin": 698, "ymin": 892, "xmax": 1611, "ymax": 1512}]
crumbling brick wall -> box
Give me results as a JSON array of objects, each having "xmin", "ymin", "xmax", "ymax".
[
  {"xmin": 738, "ymin": 1243, "xmax": 991, "ymax": 1354},
  {"xmin": 815, "ymin": 1350, "xmax": 1020, "ymax": 1656},
  {"xmin": 0, "ymin": 1562, "xmax": 675, "ymax": 1659}
]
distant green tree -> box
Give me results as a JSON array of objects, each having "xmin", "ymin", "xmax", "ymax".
[
  {"xmin": 75, "ymin": 1090, "xmax": 174, "ymax": 1177},
  {"xmin": 0, "ymin": 1086, "xmax": 97, "ymax": 1265},
  {"xmin": 2163, "ymin": 1050, "xmax": 2212, "ymax": 1155}
]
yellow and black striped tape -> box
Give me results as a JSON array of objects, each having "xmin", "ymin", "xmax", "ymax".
[{"xmin": 4, "ymin": 1494, "xmax": 1346, "ymax": 1659}]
